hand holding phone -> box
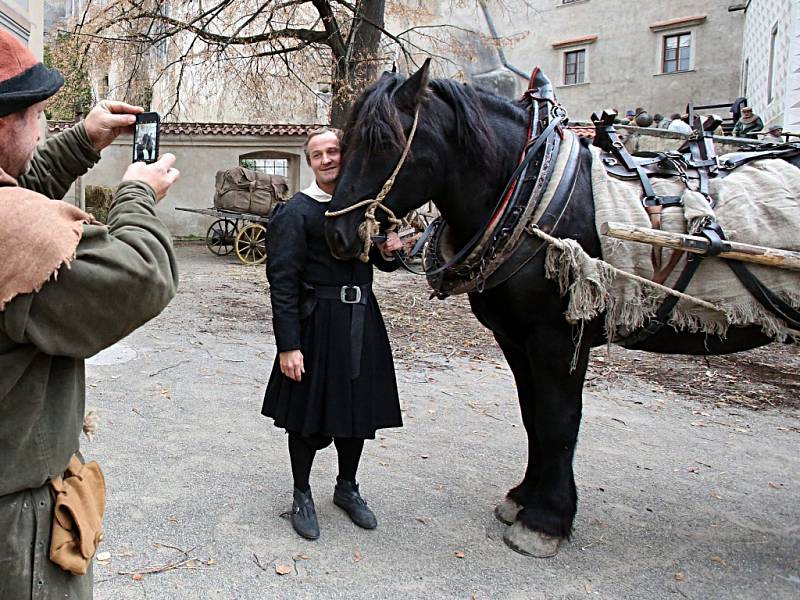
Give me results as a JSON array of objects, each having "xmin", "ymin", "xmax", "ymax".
[
  {"xmin": 133, "ymin": 112, "xmax": 160, "ymax": 164},
  {"xmin": 123, "ymin": 153, "xmax": 180, "ymax": 202},
  {"xmin": 83, "ymin": 100, "xmax": 142, "ymax": 151}
]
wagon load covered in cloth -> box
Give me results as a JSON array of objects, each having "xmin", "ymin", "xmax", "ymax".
[
  {"xmin": 544, "ymin": 148, "xmax": 800, "ymax": 341},
  {"xmin": 213, "ymin": 167, "xmax": 289, "ymax": 215}
]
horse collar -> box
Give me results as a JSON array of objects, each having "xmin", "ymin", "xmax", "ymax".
[{"xmin": 423, "ymin": 101, "xmax": 577, "ymax": 297}]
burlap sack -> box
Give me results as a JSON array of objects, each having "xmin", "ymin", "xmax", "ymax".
[
  {"xmin": 49, "ymin": 455, "xmax": 106, "ymax": 576},
  {"xmin": 213, "ymin": 167, "xmax": 289, "ymax": 215}
]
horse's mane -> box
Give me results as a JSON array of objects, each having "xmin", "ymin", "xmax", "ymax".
[{"xmin": 343, "ymin": 73, "xmax": 525, "ymax": 172}]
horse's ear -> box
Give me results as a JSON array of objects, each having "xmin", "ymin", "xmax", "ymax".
[{"xmin": 394, "ymin": 57, "xmax": 431, "ymax": 112}]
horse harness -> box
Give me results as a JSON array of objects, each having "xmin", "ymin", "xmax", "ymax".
[
  {"xmin": 326, "ymin": 70, "xmax": 800, "ymax": 340},
  {"xmin": 421, "ymin": 67, "xmax": 582, "ymax": 298},
  {"xmin": 593, "ymin": 108, "xmax": 800, "ymax": 345}
]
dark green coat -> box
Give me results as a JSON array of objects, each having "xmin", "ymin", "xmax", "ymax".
[{"xmin": 0, "ymin": 123, "xmax": 178, "ymax": 599}]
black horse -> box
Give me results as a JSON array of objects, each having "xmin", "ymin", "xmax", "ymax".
[{"xmin": 325, "ymin": 62, "xmax": 792, "ymax": 557}]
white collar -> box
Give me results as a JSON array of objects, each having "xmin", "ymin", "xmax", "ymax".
[{"xmin": 302, "ymin": 180, "xmax": 332, "ymax": 203}]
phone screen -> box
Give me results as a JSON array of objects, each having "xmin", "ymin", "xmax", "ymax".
[{"xmin": 133, "ymin": 113, "xmax": 160, "ymax": 164}]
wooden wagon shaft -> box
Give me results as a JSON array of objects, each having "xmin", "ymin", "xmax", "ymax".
[{"xmin": 600, "ymin": 222, "xmax": 800, "ymax": 272}]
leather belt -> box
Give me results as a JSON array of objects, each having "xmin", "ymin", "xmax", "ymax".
[{"xmin": 311, "ymin": 283, "xmax": 371, "ymax": 380}]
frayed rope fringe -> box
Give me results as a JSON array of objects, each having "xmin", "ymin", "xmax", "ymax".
[
  {"xmin": 530, "ymin": 227, "xmax": 725, "ymax": 372},
  {"xmin": 530, "ymin": 227, "xmax": 800, "ymax": 371}
]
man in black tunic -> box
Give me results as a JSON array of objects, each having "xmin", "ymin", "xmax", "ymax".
[{"xmin": 263, "ymin": 127, "xmax": 403, "ymax": 540}]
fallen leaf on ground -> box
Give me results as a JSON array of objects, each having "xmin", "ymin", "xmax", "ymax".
[
  {"xmin": 275, "ymin": 564, "xmax": 292, "ymax": 575},
  {"xmin": 584, "ymin": 582, "xmax": 593, "ymax": 593},
  {"xmin": 454, "ymin": 551, "xmax": 465, "ymax": 559},
  {"xmin": 293, "ymin": 553, "xmax": 310, "ymax": 560},
  {"xmin": 711, "ymin": 555, "xmax": 727, "ymax": 567},
  {"xmin": 354, "ymin": 550, "xmax": 363, "ymax": 562},
  {"xmin": 131, "ymin": 573, "xmax": 143, "ymax": 581},
  {"xmin": 709, "ymin": 490, "xmax": 722, "ymax": 499}
]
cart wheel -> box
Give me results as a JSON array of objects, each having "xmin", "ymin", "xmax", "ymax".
[
  {"xmin": 235, "ymin": 223, "xmax": 268, "ymax": 265},
  {"xmin": 206, "ymin": 219, "xmax": 237, "ymax": 255}
]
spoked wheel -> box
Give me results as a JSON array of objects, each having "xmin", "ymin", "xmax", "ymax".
[
  {"xmin": 206, "ymin": 219, "xmax": 238, "ymax": 255},
  {"xmin": 235, "ymin": 223, "xmax": 268, "ymax": 265}
]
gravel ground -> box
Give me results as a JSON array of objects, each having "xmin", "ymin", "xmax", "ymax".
[{"xmin": 84, "ymin": 243, "xmax": 799, "ymax": 600}]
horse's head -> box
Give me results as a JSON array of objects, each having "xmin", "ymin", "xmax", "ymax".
[{"xmin": 325, "ymin": 60, "xmax": 441, "ymax": 260}]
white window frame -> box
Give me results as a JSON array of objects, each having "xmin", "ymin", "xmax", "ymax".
[
  {"xmin": 561, "ymin": 47, "xmax": 589, "ymax": 86},
  {"xmin": 659, "ymin": 30, "xmax": 694, "ymax": 74},
  {"xmin": 742, "ymin": 56, "xmax": 749, "ymax": 99},
  {"xmin": 767, "ymin": 22, "xmax": 778, "ymax": 104}
]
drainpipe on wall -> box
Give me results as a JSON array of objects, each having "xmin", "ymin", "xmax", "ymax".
[{"xmin": 478, "ymin": 0, "xmax": 529, "ymax": 81}]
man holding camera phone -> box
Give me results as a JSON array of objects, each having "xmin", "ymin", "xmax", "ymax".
[{"xmin": 0, "ymin": 30, "xmax": 179, "ymax": 599}]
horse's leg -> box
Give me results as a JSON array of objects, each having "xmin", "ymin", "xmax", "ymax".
[
  {"xmin": 503, "ymin": 326, "xmax": 591, "ymax": 558},
  {"xmin": 493, "ymin": 333, "xmax": 538, "ymax": 525}
]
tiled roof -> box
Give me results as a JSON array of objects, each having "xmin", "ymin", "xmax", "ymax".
[
  {"xmin": 567, "ymin": 124, "xmax": 595, "ymax": 138},
  {"xmin": 47, "ymin": 121, "xmax": 320, "ymax": 136},
  {"xmin": 48, "ymin": 120, "xmax": 596, "ymax": 139}
]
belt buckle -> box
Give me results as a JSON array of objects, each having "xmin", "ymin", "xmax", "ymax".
[{"xmin": 340, "ymin": 285, "xmax": 362, "ymax": 304}]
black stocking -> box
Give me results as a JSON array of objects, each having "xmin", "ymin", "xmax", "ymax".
[
  {"xmin": 334, "ymin": 437, "xmax": 364, "ymax": 483},
  {"xmin": 288, "ymin": 433, "xmax": 317, "ymax": 492}
]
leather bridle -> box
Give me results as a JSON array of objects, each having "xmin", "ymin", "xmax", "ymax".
[{"xmin": 324, "ymin": 106, "xmax": 421, "ymax": 262}]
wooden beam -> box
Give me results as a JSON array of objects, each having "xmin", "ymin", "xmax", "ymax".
[{"xmin": 600, "ymin": 222, "xmax": 800, "ymax": 272}]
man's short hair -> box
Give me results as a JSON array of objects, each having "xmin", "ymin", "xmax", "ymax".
[{"xmin": 303, "ymin": 127, "xmax": 343, "ymax": 164}]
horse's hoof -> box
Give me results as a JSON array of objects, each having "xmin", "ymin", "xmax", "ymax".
[
  {"xmin": 494, "ymin": 497, "xmax": 523, "ymax": 525},
  {"xmin": 502, "ymin": 521, "xmax": 561, "ymax": 558}
]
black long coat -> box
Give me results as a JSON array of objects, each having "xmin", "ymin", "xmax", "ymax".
[{"xmin": 262, "ymin": 192, "xmax": 402, "ymax": 439}]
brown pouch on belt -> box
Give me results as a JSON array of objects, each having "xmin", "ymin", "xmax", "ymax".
[{"xmin": 48, "ymin": 454, "xmax": 106, "ymax": 575}]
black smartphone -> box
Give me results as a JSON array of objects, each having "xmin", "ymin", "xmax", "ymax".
[{"xmin": 132, "ymin": 112, "xmax": 160, "ymax": 164}]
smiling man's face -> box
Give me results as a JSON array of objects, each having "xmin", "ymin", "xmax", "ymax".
[{"xmin": 307, "ymin": 131, "xmax": 341, "ymax": 193}]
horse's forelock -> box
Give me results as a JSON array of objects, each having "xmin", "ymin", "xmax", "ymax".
[{"xmin": 344, "ymin": 74, "xmax": 409, "ymax": 157}]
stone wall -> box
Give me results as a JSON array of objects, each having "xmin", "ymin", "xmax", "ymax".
[
  {"xmin": 616, "ymin": 125, "xmax": 760, "ymax": 155},
  {"xmin": 62, "ymin": 131, "xmax": 313, "ymax": 237}
]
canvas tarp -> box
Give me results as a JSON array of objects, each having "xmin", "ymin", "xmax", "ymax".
[
  {"xmin": 213, "ymin": 167, "xmax": 289, "ymax": 215},
  {"xmin": 542, "ymin": 145, "xmax": 800, "ymax": 342}
]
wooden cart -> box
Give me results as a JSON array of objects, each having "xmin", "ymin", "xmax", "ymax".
[{"xmin": 175, "ymin": 206, "xmax": 271, "ymax": 266}]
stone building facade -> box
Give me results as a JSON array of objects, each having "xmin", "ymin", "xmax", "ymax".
[
  {"xmin": 43, "ymin": 1, "xmax": 746, "ymax": 126},
  {"xmin": 738, "ymin": 0, "xmax": 800, "ymax": 132},
  {"xmin": 1, "ymin": 0, "xmax": 43, "ymax": 55},
  {"xmin": 431, "ymin": 0, "xmax": 746, "ymax": 123}
]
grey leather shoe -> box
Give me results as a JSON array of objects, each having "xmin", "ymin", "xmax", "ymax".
[
  {"xmin": 333, "ymin": 479, "xmax": 377, "ymax": 529},
  {"xmin": 291, "ymin": 487, "xmax": 320, "ymax": 540}
]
